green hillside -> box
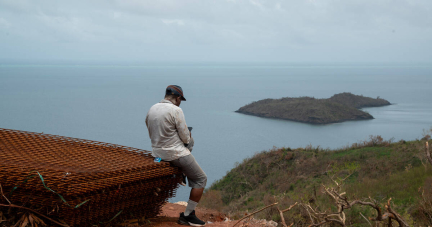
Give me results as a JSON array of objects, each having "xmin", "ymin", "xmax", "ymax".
[{"xmin": 200, "ymin": 133, "xmax": 432, "ymax": 226}]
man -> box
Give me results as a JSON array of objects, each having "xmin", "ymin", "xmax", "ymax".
[{"xmin": 146, "ymin": 85, "xmax": 207, "ymax": 226}]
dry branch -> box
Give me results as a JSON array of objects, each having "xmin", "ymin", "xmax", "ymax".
[
  {"xmin": 360, "ymin": 212, "xmax": 372, "ymax": 226},
  {"xmin": 277, "ymin": 208, "xmax": 287, "ymax": 227},
  {"xmin": 384, "ymin": 198, "xmax": 409, "ymax": 226},
  {"xmin": 0, "ymin": 183, "xmax": 68, "ymax": 227},
  {"xmin": 0, "ymin": 184, "xmax": 11, "ymax": 205},
  {"xmin": 277, "ymin": 202, "xmax": 297, "ymax": 227},
  {"xmin": 0, "ymin": 204, "xmax": 69, "ymax": 227},
  {"xmin": 281, "ymin": 202, "xmax": 298, "ymax": 213},
  {"xmin": 233, "ymin": 202, "xmax": 278, "ymax": 227},
  {"xmin": 302, "ymin": 182, "xmax": 409, "ymax": 227}
]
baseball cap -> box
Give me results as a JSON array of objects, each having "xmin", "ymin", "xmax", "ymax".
[{"xmin": 166, "ymin": 85, "xmax": 186, "ymax": 101}]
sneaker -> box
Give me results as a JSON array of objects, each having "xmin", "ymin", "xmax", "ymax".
[
  {"xmin": 180, "ymin": 174, "xmax": 187, "ymax": 186},
  {"xmin": 178, "ymin": 210, "xmax": 206, "ymax": 226}
]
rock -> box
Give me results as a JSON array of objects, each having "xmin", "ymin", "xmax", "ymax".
[{"xmin": 174, "ymin": 201, "xmax": 188, "ymax": 206}]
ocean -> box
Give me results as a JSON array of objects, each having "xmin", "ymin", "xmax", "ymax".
[{"xmin": 1, "ymin": 63, "xmax": 431, "ymax": 201}]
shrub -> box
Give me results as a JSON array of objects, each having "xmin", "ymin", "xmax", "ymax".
[{"xmin": 199, "ymin": 190, "xmax": 224, "ymax": 211}]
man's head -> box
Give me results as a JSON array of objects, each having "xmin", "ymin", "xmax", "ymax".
[{"xmin": 165, "ymin": 85, "xmax": 186, "ymax": 107}]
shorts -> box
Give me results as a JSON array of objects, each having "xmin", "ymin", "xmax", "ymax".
[{"xmin": 170, "ymin": 154, "xmax": 207, "ymax": 188}]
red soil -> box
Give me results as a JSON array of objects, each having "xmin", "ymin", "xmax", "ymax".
[{"xmin": 129, "ymin": 203, "xmax": 267, "ymax": 227}]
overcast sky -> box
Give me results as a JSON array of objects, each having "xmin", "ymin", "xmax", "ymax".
[{"xmin": 0, "ymin": 0, "xmax": 431, "ymax": 63}]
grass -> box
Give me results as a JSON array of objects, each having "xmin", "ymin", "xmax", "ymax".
[{"xmin": 200, "ymin": 135, "xmax": 432, "ymax": 225}]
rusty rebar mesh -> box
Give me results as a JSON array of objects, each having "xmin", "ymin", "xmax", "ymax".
[{"xmin": 0, "ymin": 128, "xmax": 182, "ymax": 226}]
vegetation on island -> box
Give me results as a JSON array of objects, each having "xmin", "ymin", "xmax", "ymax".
[
  {"xmin": 200, "ymin": 128, "xmax": 432, "ymax": 226},
  {"xmin": 236, "ymin": 92, "xmax": 391, "ymax": 124}
]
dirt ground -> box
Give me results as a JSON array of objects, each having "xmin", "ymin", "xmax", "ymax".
[
  {"xmin": 148, "ymin": 203, "xmax": 230, "ymax": 227},
  {"xmin": 120, "ymin": 203, "xmax": 276, "ymax": 227}
]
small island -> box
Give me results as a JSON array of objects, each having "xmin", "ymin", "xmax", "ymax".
[{"xmin": 236, "ymin": 92, "xmax": 391, "ymax": 124}]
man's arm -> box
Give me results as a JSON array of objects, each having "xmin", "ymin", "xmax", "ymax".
[{"xmin": 174, "ymin": 108, "xmax": 191, "ymax": 144}]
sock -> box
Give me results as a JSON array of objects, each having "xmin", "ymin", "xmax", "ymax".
[{"xmin": 184, "ymin": 199, "xmax": 198, "ymax": 216}]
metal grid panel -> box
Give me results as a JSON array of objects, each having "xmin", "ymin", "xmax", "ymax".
[{"xmin": 0, "ymin": 128, "xmax": 182, "ymax": 226}]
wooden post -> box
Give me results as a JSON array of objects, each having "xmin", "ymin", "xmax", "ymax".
[{"xmin": 426, "ymin": 142, "xmax": 432, "ymax": 166}]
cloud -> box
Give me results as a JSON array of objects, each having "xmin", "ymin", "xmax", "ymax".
[
  {"xmin": 161, "ymin": 19, "xmax": 185, "ymax": 26},
  {"xmin": 274, "ymin": 3, "xmax": 284, "ymax": 12},
  {"xmin": 113, "ymin": 12, "xmax": 122, "ymax": 19},
  {"xmin": 0, "ymin": 17, "xmax": 11, "ymax": 28},
  {"xmin": 0, "ymin": 0, "xmax": 431, "ymax": 62},
  {"xmin": 249, "ymin": 0, "xmax": 264, "ymax": 10}
]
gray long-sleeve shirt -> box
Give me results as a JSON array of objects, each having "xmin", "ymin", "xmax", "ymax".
[{"xmin": 145, "ymin": 99, "xmax": 191, "ymax": 161}]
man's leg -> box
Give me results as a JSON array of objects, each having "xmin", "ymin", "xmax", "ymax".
[
  {"xmin": 183, "ymin": 187, "xmax": 204, "ymax": 217},
  {"xmin": 190, "ymin": 187, "xmax": 204, "ymax": 203},
  {"xmin": 170, "ymin": 154, "xmax": 207, "ymax": 226}
]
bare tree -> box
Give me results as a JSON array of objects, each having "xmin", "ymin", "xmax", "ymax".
[{"xmin": 301, "ymin": 164, "xmax": 409, "ymax": 226}]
